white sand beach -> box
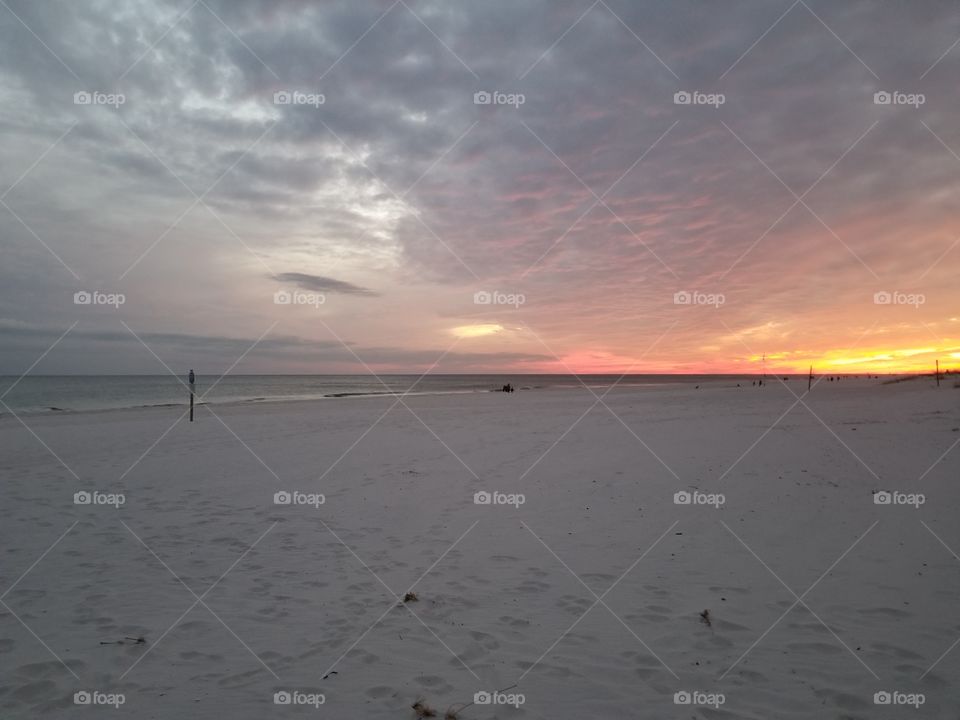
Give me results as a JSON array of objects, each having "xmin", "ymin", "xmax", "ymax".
[{"xmin": 1, "ymin": 378, "xmax": 958, "ymax": 719}]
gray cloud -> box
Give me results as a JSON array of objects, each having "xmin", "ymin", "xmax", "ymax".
[
  {"xmin": 0, "ymin": 323, "xmax": 551, "ymax": 374},
  {"xmin": 274, "ymin": 272, "xmax": 378, "ymax": 296}
]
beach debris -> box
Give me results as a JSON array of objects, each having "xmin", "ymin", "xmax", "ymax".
[
  {"xmin": 700, "ymin": 609, "xmax": 712, "ymax": 627},
  {"xmin": 100, "ymin": 636, "xmax": 146, "ymax": 645},
  {"xmin": 322, "ymin": 671, "xmax": 338, "ymax": 680},
  {"xmin": 412, "ymin": 697, "xmax": 437, "ymax": 717},
  {"xmin": 403, "ymin": 591, "xmax": 419, "ymax": 603}
]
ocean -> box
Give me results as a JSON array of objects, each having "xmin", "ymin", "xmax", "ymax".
[{"xmin": 0, "ymin": 374, "xmax": 762, "ymax": 414}]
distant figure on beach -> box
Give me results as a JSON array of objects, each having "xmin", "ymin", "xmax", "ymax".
[{"xmin": 501, "ymin": 383, "xmax": 514, "ymax": 393}]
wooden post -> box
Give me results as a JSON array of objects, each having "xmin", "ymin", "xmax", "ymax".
[
  {"xmin": 808, "ymin": 365, "xmax": 813, "ymax": 391},
  {"xmin": 936, "ymin": 359, "xmax": 940, "ymax": 387},
  {"xmin": 189, "ymin": 369, "xmax": 195, "ymax": 421}
]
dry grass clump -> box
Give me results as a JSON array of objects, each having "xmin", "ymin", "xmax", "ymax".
[{"xmin": 412, "ymin": 697, "xmax": 436, "ymax": 717}]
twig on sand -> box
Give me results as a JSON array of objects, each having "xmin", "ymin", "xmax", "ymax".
[
  {"xmin": 700, "ymin": 609, "xmax": 712, "ymax": 627},
  {"xmin": 99, "ymin": 636, "xmax": 146, "ymax": 645}
]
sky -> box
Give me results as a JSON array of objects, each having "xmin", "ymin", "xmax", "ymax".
[{"xmin": 1, "ymin": 0, "xmax": 958, "ymax": 375}]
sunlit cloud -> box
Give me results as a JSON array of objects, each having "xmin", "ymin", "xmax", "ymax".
[{"xmin": 451, "ymin": 324, "xmax": 504, "ymax": 339}]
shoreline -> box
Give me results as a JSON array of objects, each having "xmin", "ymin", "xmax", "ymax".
[{"xmin": 0, "ymin": 378, "xmax": 717, "ymax": 418}]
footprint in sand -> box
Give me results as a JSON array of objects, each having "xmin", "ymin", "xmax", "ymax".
[
  {"xmin": 348, "ymin": 648, "xmax": 379, "ymax": 665},
  {"xmin": 468, "ymin": 630, "xmax": 500, "ymax": 650},
  {"xmin": 12, "ymin": 679, "xmax": 58, "ymax": 703},
  {"xmin": 15, "ymin": 660, "xmax": 86, "ymax": 679},
  {"xmin": 785, "ymin": 641, "xmax": 842, "ymax": 655},
  {"xmin": 813, "ymin": 689, "xmax": 871, "ymax": 712},
  {"xmin": 499, "ymin": 615, "xmax": 529, "ymax": 628},
  {"xmin": 873, "ymin": 642, "xmax": 924, "ymax": 661},
  {"xmin": 179, "ymin": 650, "xmax": 225, "ymax": 662},
  {"xmin": 856, "ymin": 606, "xmax": 911, "ymax": 619},
  {"xmin": 217, "ymin": 668, "xmax": 264, "ymax": 688},
  {"xmin": 516, "ymin": 580, "xmax": 551, "ymax": 594},
  {"xmin": 639, "ymin": 603, "xmax": 670, "ymax": 614},
  {"xmin": 555, "ymin": 594, "xmax": 592, "ymax": 615},
  {"xmin": 7, "ymin": 588, "xmax": 45, "ymax": 603},
  {"xmin": 415, "ymin": 675, "xmax": 449, "ymax": 689}
]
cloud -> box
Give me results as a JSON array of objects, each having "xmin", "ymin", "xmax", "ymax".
[
  {"xmin": 0, "ymin": 322, "xmax": 553, "ymax": 374},
  {"xmin": 274, "ymin": 272, "xmax": 379, "ymax": 296},
  {"xmin": 0, "ymin": 0, "xmax": 958, "ymax": 373}
]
